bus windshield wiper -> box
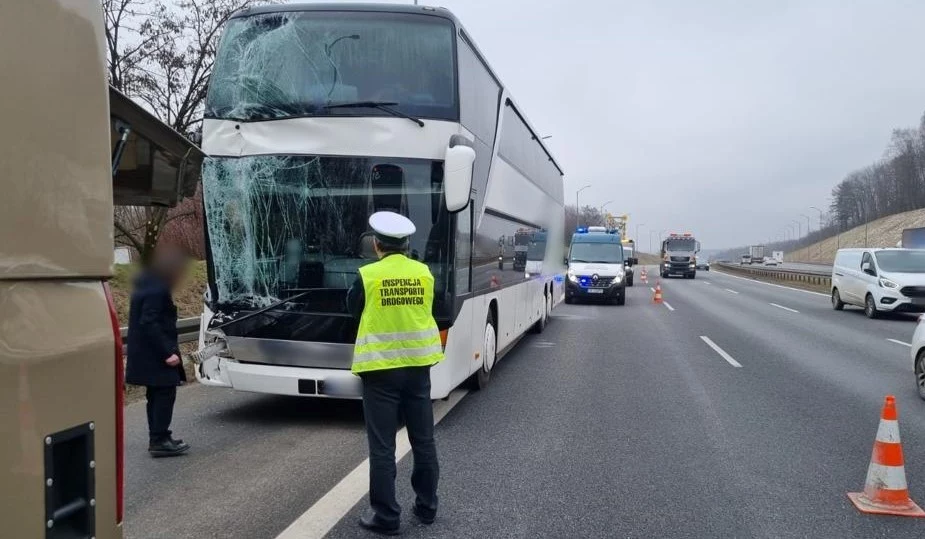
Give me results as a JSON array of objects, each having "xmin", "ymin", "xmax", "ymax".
[
  {"xmin": 213, "ymin": 288, "xmax": 342, "ymax": 330},
  {"xmin": 324, "ymin": 101, "xmax": 424, "ymax": 127}
]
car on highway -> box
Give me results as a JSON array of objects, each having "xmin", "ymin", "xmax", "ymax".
[
  {"xmin": 912, "ymin": 317, "xmax": 925, "ymax": 400},
  {"xmin": 696, "ymin": 259, "xmax": 711, "ymax": 271},
  {"xmin": 566, "ymin": 227, "xmax": 629, "ymax": 305},
  {"xmin": 764, "ymin": 258, "xmax": 778, "ymax": 266},
  {"xmin": 830, "ymin": 248, "xmax": 925, "ymax": 319}
]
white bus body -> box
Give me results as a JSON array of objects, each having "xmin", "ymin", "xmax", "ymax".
[{"xmin": 194, "ymin": 4, "xmax": 565, "ymax": 399}]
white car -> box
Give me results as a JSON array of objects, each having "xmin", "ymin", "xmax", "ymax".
[
  {"xmin": 831, "ymin": 248, "xmax": 925, "ymax": 319},
  {"xmin": 911, "ymin": 318, "xmax": 925, "ymax": 400},
  {"xmin": 764, "ymin": 259, "xmax": 778, "ymax": 266}
]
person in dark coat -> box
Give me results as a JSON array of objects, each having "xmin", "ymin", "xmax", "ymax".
[{"xmin": 125, "ymin": 248, "xmax": 191, "ymax": 457}]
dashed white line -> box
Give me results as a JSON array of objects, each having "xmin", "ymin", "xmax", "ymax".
[
  {"xmin": 887, "ymin": 338, "xmax": 912, "ymax": 347},
  {"xmin": 650, "ymin": 287, "xmax": 656, "ymax": 293},
  {"xmin": 711, "ymin": 269, "xmax": 829, "ymax": 297},
  {"xmin": 275, "ymin": 389, "xmax": 468, "ymax": 539},
  {"xmin": 724, "ymin": 288, "xmax": 739, "ymax": 294},
  {"xmin": 769, "ymin": 302, "xmax": 800, "ymax": 313},
  {"xmin": 700, "ymin": 336, "xmax": 743, "ymax": 367},
  {"xmin": 663, "ymin": 302, "xmax": 675, "ymax": 311},
  {"xmin": 702, "ymin": 281, "xmax": 712, "ymax": 285}
]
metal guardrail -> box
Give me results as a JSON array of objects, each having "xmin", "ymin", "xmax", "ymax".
[
  {"xmin": 119, "ymin": 317, "xmax": 201, "ymax": 346},
  {"xmin": 716, "ymin": 262, "xmax": 832, "ymax": 288}
]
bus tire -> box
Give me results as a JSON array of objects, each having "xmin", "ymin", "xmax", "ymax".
[
  {"xmin": 530, "ymin": 293, "xmax": 548, "ymax": 334},
  {"xmin": 469, "ymin": 312, "xmax": 497, "ymax": 390}
]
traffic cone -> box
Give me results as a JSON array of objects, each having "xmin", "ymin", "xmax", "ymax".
[
  {"xmin": 652, "ymin": 281, "xmax": 663, "ymax": 304},
  {"xmin": 847, "ymin": 395, "xmax": 925, "ymax": 517},
  {"xmin": 490, "ymin": 275, "xmax": 500, "ymax": 288},
  {"xmin": 641, "ymin": 268, "xmax": 648, "ymax": 284}
]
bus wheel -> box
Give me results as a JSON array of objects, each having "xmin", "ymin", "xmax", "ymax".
[
  {"xmin": 530, "ymin": 294, "xmax": 547, "ymax": 334},
  {"xmin": 470, "ymin": 312, "xmax": 497, "ymax": 390}
]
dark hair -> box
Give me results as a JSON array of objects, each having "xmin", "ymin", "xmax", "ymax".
[{"xmin": 374, "ymin": 236, "xmax": 408, "ymax": 254}]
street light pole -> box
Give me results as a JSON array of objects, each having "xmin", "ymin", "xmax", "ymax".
[
  {"xmin": 576, "ymin": 184, "xmax": 591, "ymax": 228},
  {"xmin": 792, "ymin": 220, "xmax": 802, "ymax": 240},
  {"xmin": 600, "ymin": 200, "xmax": 614, "ymax": 226}
]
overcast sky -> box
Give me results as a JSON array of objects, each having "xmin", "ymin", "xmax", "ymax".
[{"xmin": 328, "ymin": 0, "xmax": 925, "ymax": 249}]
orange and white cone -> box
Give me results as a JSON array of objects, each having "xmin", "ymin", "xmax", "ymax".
[
  {"xmin": 490, "ymin": 275, "xmax": 500, "ymax": 288},
  {"xmin": 653, "ymin": 282, "xmax": 663, "ymax": 304},
  {"xmin": 641, "ymin": 268, "xmax": 648, "ymax": 284},
  {"xmin": 847, "ymin": 395, "xmax": 925, "ymax": 517}
]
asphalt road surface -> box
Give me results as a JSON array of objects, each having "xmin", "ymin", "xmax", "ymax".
[{"xmin": 124, "ymin": 267, "xmax": 925, "ymax": 538}]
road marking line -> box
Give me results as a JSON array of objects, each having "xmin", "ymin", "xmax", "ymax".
[
  {"xmin": 276, "ymin": 389, "xmax": 468, "ymax": 539},
  {"xmin": 724, "ymin": 288, "xmax": 739, "ymax": 294},
  {"xmin": 887, "ymin": 338, "xmax": 912, "ymax": 347},
  {"xmin": 700, "ymin": 336, "xmax": 743, "ymax": 367},
  {"xmin": 769, "ymin": 302, "xmax": 800, "ymax": 313},
  {"xmin": 712, "ymin": 270, "xmax": 829, "ymax": 297},
  {"xmin": 650, "ymin": 287, "xmax": 656, "ymax": 293},
  {"xmin": 702, "ymin": 281, "xmax": 712, "ymax": 285},
  {"xmin": 663, "ymin": 302, "xmax": 675, "ymax": 311}
]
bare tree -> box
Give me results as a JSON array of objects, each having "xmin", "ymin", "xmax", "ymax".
[{"xmin": 104, "ymin": 0, "xmax": 268, "ymax": 263}]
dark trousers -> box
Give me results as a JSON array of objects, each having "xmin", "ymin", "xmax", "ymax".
[
  {"xmin": 361, "ymin": 366, "xmax": 439, "ymax": 527},
  {"xmin": 145, "ymin": 386, "xmax": 177, "ymax": 444}
]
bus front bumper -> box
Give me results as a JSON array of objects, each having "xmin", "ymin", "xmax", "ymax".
[{"xmin": 203, "ymin": 360, "xmax": 363, "ymax": 399}]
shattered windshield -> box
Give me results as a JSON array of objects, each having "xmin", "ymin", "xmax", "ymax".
[
  {"xmin": 206, "ymin": 11, "xmax": 456, "ymax": 121},
  {"xmin": 202, "ymin": 155, "xmax": 452, "ymax": 317}
]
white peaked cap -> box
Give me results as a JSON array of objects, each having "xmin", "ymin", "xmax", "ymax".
[{"xmin": 369, "ymin": 211, "xmax": 416, "ymax": 239}]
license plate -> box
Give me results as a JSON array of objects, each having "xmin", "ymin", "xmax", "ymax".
[{"xmin": 587, "ymin": 289, "xmax": 604, "ymax": 294}]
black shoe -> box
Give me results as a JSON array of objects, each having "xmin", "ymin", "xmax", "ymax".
[
  {"xmin": 148, "ymin": 439, "xmax": 190, "ymax": 458},
  {"xmin": 169, "ymin": 436, "xmax": 190, "ymax": 451},
  {"xmin": 412, "ymin": 506, "xmax": 435, "ymax": 525},
  {"xmin": 358, "ymin": 515, "xmax": 400, "ymax": 536}
]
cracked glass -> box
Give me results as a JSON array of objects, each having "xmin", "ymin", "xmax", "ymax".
[
  {"xmin": 202, "ymin": 155, "xmax": 452, "ymax": 322},
  {"xmin": 206, "ymin": 10, "xmax": 457, "ymax": 122}
]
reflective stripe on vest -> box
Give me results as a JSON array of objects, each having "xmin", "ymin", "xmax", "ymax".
[{"xmin": 353, "ymin": 254, "xmax": 444, "ymax": 373}]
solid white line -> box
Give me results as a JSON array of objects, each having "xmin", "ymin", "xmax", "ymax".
[
  {"xmin": 700, "ymin": 336, "xmax": 743, "ymax": 367},
  {"xmin": 663, "ymin": 302, "xmax": 675, "ymax": 311},
  {"xmin": 724, "ymin": 288, "xmax": 739, "ymax": 294},
  {"xmin": 887, "ymin": 338, "xmax": 912, "ymax": 348},
  {"xmin": 702, "ymin": 281, "xmax": 712, "ymax": 285},
  {"xmin": 769, "ymin": 302, "xmax": 800, "ymax": 313},
  {"xmin": 712, "ymin": 270, "xmax": 829, "ymax": 297},
  {"xmin": 275, "ymin": 389, "xmax": 469, "ymax": 539}
]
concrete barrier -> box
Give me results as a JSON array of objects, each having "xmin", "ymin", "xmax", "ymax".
[{"xmin": 716, "ymin": 263, "xmax": 831, "ymax": 290}]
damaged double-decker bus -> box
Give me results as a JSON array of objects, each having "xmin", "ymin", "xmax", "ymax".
[{"xmin": 193, "ymin": 3, "xmax": 565, "ymax": 399}]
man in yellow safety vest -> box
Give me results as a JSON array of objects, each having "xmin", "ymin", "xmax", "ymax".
[{"xmin": 347, "ymin": 211, "xmax": 444, "ymax": 535}]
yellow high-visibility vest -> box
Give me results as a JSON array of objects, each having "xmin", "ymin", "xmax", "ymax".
[{"xmin": 353, "ymin": 254, "xmax": 444, "ymax": 373}]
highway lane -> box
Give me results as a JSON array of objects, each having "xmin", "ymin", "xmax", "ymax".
[{"xmin": 124, "ymin": 269, "xmax": 925, "ymax": 538}]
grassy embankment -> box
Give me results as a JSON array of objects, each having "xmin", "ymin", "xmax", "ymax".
[{"xmin": 788, "ymin": 208, "xmax": 925, "ymax": 264}]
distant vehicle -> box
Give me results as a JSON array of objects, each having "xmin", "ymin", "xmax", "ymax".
[
  {"xmin": 524, "ymin": 230, "xmax": 548, "ymax": 278},
  {"xmin": 902, "ymin": 227, "xmax": 925, "ymax": 249},
  {"xmin": 1, "ymin": 1, "xmax": 203, "ymax": 535},
  {"xmin": 622, "ymin": 240, "xmax": 636, "ymax": 286},
  {"xmin": 566, "ymin": 227, "xmax": 630, "ymax": 305},
  {"xmin": 513, "ymin": 228, "xmax": 533, "ymax": 272},
  {"xmin": 831, "ymin": 248, "xmax": 925, "ymax": 319},
  {"xmin": 764, "ymin": 258, "xmax": 778, "ymax": 266},
  {"xmin": 660, "ymin": 233, "xmax": 700, "ymax": 278},
  {"xmin": 910, "ymin": 316, "xmax": 925, "ymax": 400},
  {"xmin": 740, "ymin": 254, "xmax": 751, "ymax": 265},
  {"xmin": 748, "ymin": 245, "xmax": 766, "ymax": 265},
  {"xmin": 696, "ymin": 259, "xmax": 711, "ymax": 270},
  {"xmin": 772, "ymin": 250, "xmax": 784, "ymax": 264}
]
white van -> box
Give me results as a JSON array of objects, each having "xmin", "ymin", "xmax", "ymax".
[{"xmin": 831, "ymin": 248, "xmax": 925, "ymax": 318}]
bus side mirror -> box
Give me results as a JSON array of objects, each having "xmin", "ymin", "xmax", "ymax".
[{"xmin": 444, "ymin": 138, "xmax": 475, "ymax": 213}]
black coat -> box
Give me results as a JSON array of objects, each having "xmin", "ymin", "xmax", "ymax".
[{"xmin": 125, "ymin": 271, "xmax": 186, "ymax": 387}]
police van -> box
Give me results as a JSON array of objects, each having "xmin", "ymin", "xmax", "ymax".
[{"xmin": 565, "ymin": 227, "xmax": 634, "ymax": 305}]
